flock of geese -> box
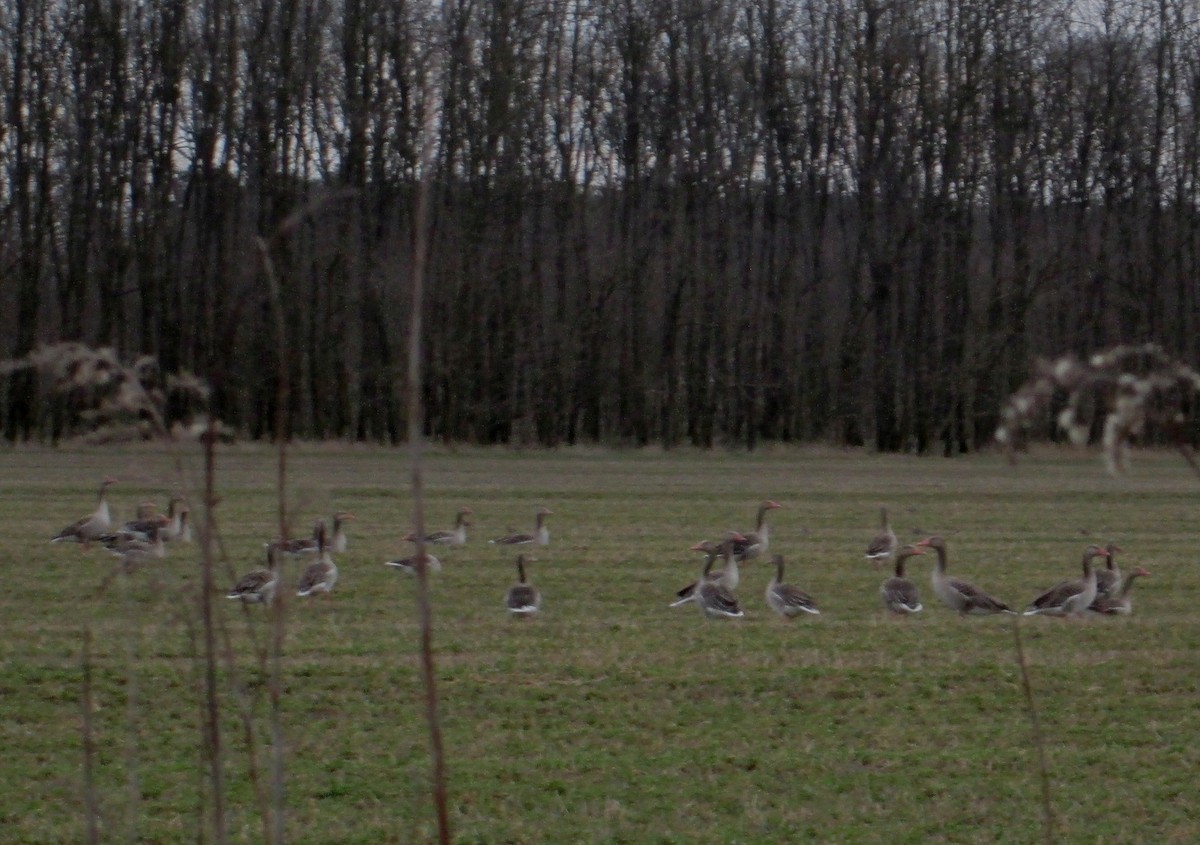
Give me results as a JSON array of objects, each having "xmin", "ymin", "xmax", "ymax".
[{"xmin": 50, "ymin": 482, "xmax": 1149, "ymax": 621}]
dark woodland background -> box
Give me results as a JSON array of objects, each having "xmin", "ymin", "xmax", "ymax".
[{"xmin": 4, "ymin": 0, "xmax": 1200, "ymax": 451}]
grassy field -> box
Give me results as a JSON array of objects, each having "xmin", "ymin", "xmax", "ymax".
[{"xmin": 1, "ymin": 443, "xmax": 1198, "ymax": 844}]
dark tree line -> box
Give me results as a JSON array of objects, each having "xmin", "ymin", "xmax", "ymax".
[{"xmin": 4, "ymin": 0, "xmax": 1200, "ymax": 452}]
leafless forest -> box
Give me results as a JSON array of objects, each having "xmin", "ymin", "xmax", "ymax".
[{"xmin": 3, "ymin": 0, "xmax": 1200, "ymax": 451}]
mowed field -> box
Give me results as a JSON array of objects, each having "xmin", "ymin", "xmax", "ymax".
[{"xmin": 2, "ymin": 444, "xmax": 1198, "ymax": 844}]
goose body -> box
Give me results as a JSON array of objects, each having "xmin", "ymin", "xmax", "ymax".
[
  {"xmin": 1023, "ymin": 545, "xmax": 1108, "ymax": 617},
  {"xmin": 296, "ymin": 521, "xmax": 338, "ymax": 597},
  {"xmin": 765, "ymin": 554, "xmax": 820, "ymax": 618},
  {"xmin": 880, "ymin": 544, "xmax": 926, "ymax": 614},
  {"xmin": 732, "ymin": 500, "xmax": 782, "ymax": 561},
  {"xmin": 51, "ymin": 477, "xmax": 116, "ymax": 545},
  {"xmin": 694, "ymin": 543, "xmax": 744, "ymax": 619},
  {"xmin": 228, "ymin": 547, "xmax": 280, "ymax": 604},
  {"xmin": 921, "ymin": 536, "xmax": 1015, "ymax": 615},
  {"xmin": 385, "ymin": 553, "xmax": 443, "ymax": 574},
  {"xmin": 490, "ymin": 508, "xmax": 552, "ymax": 546},
  {"xmin": 1089, "ymin": 567, "xmax": 1149, "ymax": 615},
  {"xmin": 504, "ymin": 555, "xmax": 541, "ymax": 615},
  {"xmin": 1093, "ymin": 542, "xmax": 1123, "ymax": 600},
  {"xmin": 406, "ymin": 507, "xmax": 472, "ymax": 546},
  {"xmin": 865, "ymin": 506, "xmax": 898, "ymax": 567},
  {"xmin": 670, "ymin": 534, "xmax": 744, "ymax": 607}
]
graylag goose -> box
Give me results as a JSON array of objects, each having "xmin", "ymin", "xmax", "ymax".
[
  {"xmin": 384, "ymin": 551, "xmax": 443, "ymax": 575},
  {"xmin": 103, "ymin": 524, "xmax": 166, "ymax": 560},
  {"xmin": 865, "ymin": 506, "xmax": 899, "ymax": 568},
  {"xmin": 227, "ymin": 546, "xmax": 280, "ymax": 604},
  {"xmin": 120, "ymin": 501, "xmax": 168, "ymax": 539},
  {"xmin": 504, "ymin": 555, "xmax": 541, "ymax": 615},
  {"xmin": 328, "ymin": 511, "xmax": 355, "ymax": 553},
  {"xmin": 51, "ymin": 477, "xmax": 116, "ymax": 546},
  {"xmin": 1024, "ymin": 544, "xmax": 1109, "ymax": 617},
  {"xmin": 405, "ymin": 507, "xmax": 473, "ymax": 546},
  {"xmin": 694, "ymin": 539, "xmax": 745, "ymax": 619},
  {"xmin": 732, "ymin": 500, "xmax": 782, "ymax": 561},
  {"xmin": 296, "ymin": 521, "xmax": 338, "ymax": 598},
  {"xmin": 920, "ymin": 536, "xmax": 1015, "ymax": 615},
  {"xmin": 267, "ymin": 512, "xmax": 352, "ymax": 556},
  {"xmin": 490, "ymin": 507, "xmax": 552, "ymax": 546},
  {"xmin": 765, "ymin": 554, "xmax": 820, "ymax": 618},
  {"xmin": 670, "ymin": 533, "xmax": 745, "ymax": 607},
  {"xmin": 1094, "ymin": 541, "xmax": 1123, "ymax": 600},
  {"xmin": 159, "ymin": 496, "xmax": 190, "ymax": 543},
  {"xmin": 1089, "ymin": 567, "xmax": 1150, "ymax": 615},
  {"xmin": 880, "ymin": 544, "xmax": 927, "ymax": 614}
]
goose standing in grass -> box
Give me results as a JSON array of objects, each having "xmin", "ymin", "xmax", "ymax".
[
  {"xmin": 880, "ymin": 544, "xmax": 927, "ymax": 614},
  {"xmin": 694, "ymin": 541, "xmax": 745, "ymax": 619},
  {"xmin": 920, "ymin": 536, "xmax": 1015, "ymax": 615},
  {"xmin": 731, "ymin": 500, "xmax": 782, "ymax": 561},
  {"xmin": 227, "ymin": 545, "xmax": 280, "ymax": 604},
  {"xmin": 1089, "ymin": 567, "xmax": 1150, "ymax": 615},
  {"xmin": 1094, "ymin": 541, "xmax": 1123, "ymax": 601},
  {"xmin": 865, "ymin": 506, "xmax": 899, "ymax": 568},
  {"xmin": 120, "ymin": 501, "xmax": 167, "ymax": 539},
  {"xmin": 51, "ymin": 477, "xmax": 116, "ymax": 546},
  {"xmin": 670, "ymin": 533, "xmax": 745, "ymax": 607},
  {"xmin": 504, "ymin": 555, "xmax": 541, "ymax": 616},
  {"xmin": 296, "ymin": 521, "xmax": 338, "ymax": 598},
  {"xmin": 1023, "ymin": 544, "xmax": 1109, "ymax": 617},
  {"xmin": 160, "ymin": 496, "xmax": 190, "ymax": 543},
  {"xmin": 765, "ymin": 554, "xmax": 820, "ymax": 618},
  {"xmin": 384, "ymin": 551, "xmax": 443, "ymax": 575},
  {"xmin": 405, "ymin": 507, "xmax": 473, "ymax": 546},
  {"xmin": 104, "ymin": 524, "xmax": 166, "ymax": 561},
  {"xmin": 490, "ymin": 507, "xmax": 552, "ymax": 546},
  {"xmin": 327, "ymin": 511, "xmax": 356, "ymax": 553}
]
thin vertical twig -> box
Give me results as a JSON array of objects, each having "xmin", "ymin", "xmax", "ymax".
[
  {"xmin": 1012, "ymin": 619, "xmax": 1054, "ymax": 845},
  {"xmin": 408, "ymin": 60, "xmax": 451, "ymax": 845},
  {"xmin": 256, "ymin": 235, "xmax": 292, "ymax": 845},
  {"xmin": 199, "ymin": 421, "xmax": 229, "ymax": 845},
  {"xmin": 119, "ymin": 565, "xmax": 141, "ymax": 845},
  {"xmin": 81, "ymin": 626, "xmax": 101, "ymax": 845}
]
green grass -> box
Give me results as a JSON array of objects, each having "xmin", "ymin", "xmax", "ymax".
[{"xmin": 2, "ymin": 443, "xmax": 1199, "ymax": 843}]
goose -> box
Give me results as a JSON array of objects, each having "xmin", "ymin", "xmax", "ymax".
[
  {"xmin": 103, "ymin": 524, "xmax": 166, "ymax": 560},
  {"xmin": 159, "ymin": 496, "xmax": 190, "ymax": 543},
  {"xmin": 1089, "ymin": 567, "xmax": 1150, "ymax": 615},
  {"xmin": 51, "ymin": 477, "xmax": 116, "ymax": 546},
  {"xmin": 227, "ymin": 546, "xmax": 280, "ymax": 604},
  {"xmin": 865, "ymin": 506, "xmax": 899, "ymax": 568},
  {"xmin": 296, "ymin": 521, "xmax": 338, "ymax": 598},
  {"xmin": 268, "ymin": 513, "xmax": 345, "ymax": 556},
  {"xmin": 120, "ymin": 501, "xmax": 168, "ymax": 539},
  {"xmin": 1024, "ymin": 545, "xmax": 1109, "ymax": 617},
  {"xmin": 670, "ymin": 533, "xmax": 745, "ymax": 607},
  {"xmin": 765, "ymin": 554, "xmax": 820, "ymax": 618},
  {"xmin": 404, "ymin": 507, "xmax": 473, "ymax": 546},
  {"xmin": 1094, "ymin": 541, "xmax": 1123, "ymax": 600},
  {"xmin": 880, "ymin": 543, "xmax": 927, "ymax": 614},
  {"xmin": 384, "ymin": 552, "xmax": 443, "ymax": 574},
  {"xmin": 490, "ymin": 507, "xmax": 552, "ymax": 546},
  {"xmin": 694, "ymin": 545, "xmax": 744, "ymax": 619},
  {"xmin": 504, "ymin": 555, "xmax": 541, "ymax": 615},
  {"xmin": 920, "ymin": 536, "xmax": 1015, "ymax": 615},
  {"xmin": 327, "ymin": 511, "xmax": 356, "ymax": 553},
  {"xmin": 732, "ymin": 500, "xmax": 782, "ymax": 561}
]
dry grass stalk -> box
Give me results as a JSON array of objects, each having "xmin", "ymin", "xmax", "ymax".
[
  {"xmin": 1012, "ymin": 620, "xmax": 1055, "ymax": 845},
  {"xmin": 81, "ymin": 626, "xmax": 101, "ymax": 845},
  {"xmin": 995, "ymin": 343, "xmax": 1200, "ymax": 475}
]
